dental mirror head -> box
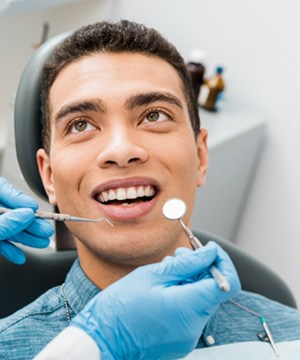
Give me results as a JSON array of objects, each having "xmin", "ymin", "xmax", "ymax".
[{"xmin": 162, "ymin": 198, "xmax": 187, "ymax": 220}]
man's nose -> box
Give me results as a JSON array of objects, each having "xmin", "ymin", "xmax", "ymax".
[{"xmin": 96, "ymin": 127, "xmax": 149, "ymax": 168}]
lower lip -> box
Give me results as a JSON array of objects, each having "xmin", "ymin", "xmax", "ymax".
[{"xmin": 94, "ymin": 195, "xmax": 159, "ymax": 221}]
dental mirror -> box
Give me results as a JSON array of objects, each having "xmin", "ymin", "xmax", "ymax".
[
  {"xmin": 162, "ymin": 197, "xmax": 230, "ymax": 292},
  {"xmin": 162, "ymin": 198, "xmax": 187, "ymax": 220}
]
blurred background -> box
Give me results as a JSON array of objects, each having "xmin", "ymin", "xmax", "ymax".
[{"xmin": 1, "ymin": 0, "xmax": 300, "ymax": 305}]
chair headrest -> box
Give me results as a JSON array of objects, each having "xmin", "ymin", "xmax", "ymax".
[{"xmin": 14, "ymin": 32, "xmax": 71, "ymax": 201}]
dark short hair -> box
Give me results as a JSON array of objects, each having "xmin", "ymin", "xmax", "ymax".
[{"xmin": 41, "ymin": 20, "xmax": 200, "ymax": 152}]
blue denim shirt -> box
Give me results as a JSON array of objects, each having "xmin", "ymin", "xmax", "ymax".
[{"xmin": 1, "ymin": 259, "xmax": 300, "ymax": 359}]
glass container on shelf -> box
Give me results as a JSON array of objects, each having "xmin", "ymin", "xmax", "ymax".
[
  {"xmin": 186, "ymin": 48, "xmax": 207, "ymax": 102},
  {"xmin": 199, "ymin": 66, "xmax": 225, "ymax": 112}
]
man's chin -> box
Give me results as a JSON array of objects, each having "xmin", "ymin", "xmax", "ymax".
[{"xmin": 76, "ymin": 238, "xmax": 170, "ymax": 267}]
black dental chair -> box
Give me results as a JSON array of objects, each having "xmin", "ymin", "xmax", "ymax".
[{"xmin": 0, "ymin": 32, "xmax": 297, "ymax": 318}]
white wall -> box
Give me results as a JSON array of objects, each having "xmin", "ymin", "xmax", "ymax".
[
  {"xmin": 0, "ymin": 0, "xmax": 114, "ymax": 138},
  {"xmin": 112, "ymin": 0, "xmax": 300, "ymax": 305}
]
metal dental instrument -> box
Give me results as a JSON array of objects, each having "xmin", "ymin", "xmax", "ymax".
[
  {"xmin": 162, "ymin": 198, "xmax": 230, "ymax": 292},
  {"xmin": 0, "ymin": 207, "xmax": 114, "ymax": 226},
  {"xmin": 260, "ymin": 317, "xmax": 280, "ymax": 357}
]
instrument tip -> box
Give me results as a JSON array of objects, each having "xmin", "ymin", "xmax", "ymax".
[{"xmin": 99, "ymin": 218, "xmax": 114, "ymax": 227}]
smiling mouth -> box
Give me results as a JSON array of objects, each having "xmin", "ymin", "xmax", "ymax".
[{"xmin": 95, "ymin": 185, "xmax": 157, "ymax": 207}]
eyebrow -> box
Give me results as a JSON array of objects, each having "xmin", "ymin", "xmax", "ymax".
[
  {"xmin": 54, "ymin": 99, "xmax": 105, "ymax": 123},
  {"xmin": 54, "ymin": 91, "xmax": 183, "ymax": 123},
  {"xmin": 125, "ymin": 91, "xmax": 184, "ymax": 110}
]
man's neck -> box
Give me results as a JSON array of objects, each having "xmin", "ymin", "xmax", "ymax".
[
  {"xmin": 78, "ymin": 246, "xmax": 137, "ymax": 289},
  {"xmin": 74, "ymin": 231, "xmax": 191, "ymax": 289}
]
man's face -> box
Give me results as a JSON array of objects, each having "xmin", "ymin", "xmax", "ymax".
[{"xmin": 37, "ymin": 52, "xmax": 208, "ymax": 267}]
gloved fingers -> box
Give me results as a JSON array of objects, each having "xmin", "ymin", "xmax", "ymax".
[
  {"xmin": 0, "ymin": 240, "xmax": 26, "ymax": 264},
  {"xmin": 0, "ymin": 177, "xmax": 38, "ymax": 210},
  {"xmin": 174, "ymin": 247, "xmax": 208, "ymax": 284},
  {"xmin": 0, "ymin": 208, "xmax": 35, "ymax": 240},
  {"xmin": 174, "ymin": 247, "xmax": 192, "ymax": 256},
  {"xmin": 174, "ymin": 245, "xmax": 241, "ymax": 306},
  {"xmin": 177, "ymin": 266, "xmax": 240, "ymax": 313},
  {"xmin": 25, "ymin": 218, "xmax": 55, "ymax": 238},
  {"xmin": 151, "ymin": 242, "xmax": 219, "ymax": 283},
  {"xmin": 154, "ymin": 242, "xmax": 241, "ymax": 295},
  {"xmin": 162, "ymin": 248, "xmax": 192, "ymax": 262},
  {"xmin": 171, "ymin": 278, "xmax": 226, "ymax": 316},
  {"xmin": 211, "ymin": 244, "xmax": 241, "ymax": 293},
  {"xmin": 10, "ymin": 231, "xmax": 50, "ymax": 248}
]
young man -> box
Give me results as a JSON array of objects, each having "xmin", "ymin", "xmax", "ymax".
[{"xmin": 1, "ymin": 20, "xmax": 300, "ymax": 359}]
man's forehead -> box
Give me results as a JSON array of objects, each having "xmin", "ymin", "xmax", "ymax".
[
  {"xmin": 49, "ymin": 52, "xmax": 188, "ymax": 120},
  {"xmin": 50, "ymin": 51, "xmax": 185, "ymax": 93}
]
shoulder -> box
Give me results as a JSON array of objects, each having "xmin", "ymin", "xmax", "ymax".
[
  {"xmin": 0, "ymin": 286, "xmax": 69, "ymax": 359},
  {"xmin": 0, "ymin": 286, "xmax": 64, "ymax": 332},
  {"xmin": 201, "ymin": 290, "xmax": 300, "ymax": 347},
  {"xmin": 230, "ymin": 291, "xmax": 300, "ymax": 320}
]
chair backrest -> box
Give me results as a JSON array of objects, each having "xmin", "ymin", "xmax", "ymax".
[
  {"xmin": 0, "ymin": 229, "xmax": 296, "ymax": 319},
  {"xmin": 14, "ymin": 31, "xmax": 71, "ymax": 202},
  {"xmin": 193, "ymin": 229, "xmax": 297, "ymax": 308},
  {"xmin": 0, "ymin": 248, "xmax": 77, "ymax": 318}
]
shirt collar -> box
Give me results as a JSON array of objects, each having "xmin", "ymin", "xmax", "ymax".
[
  {"xmin": 62, "ymin": 258, "xmax": 224, "ymax": 342},
  {"xmin": 63, "ymin": 259, "xmax": 100, "ymax": 314}
]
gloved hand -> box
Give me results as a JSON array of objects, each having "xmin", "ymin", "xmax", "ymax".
[
  {"xmin": 0, "ymin": 177, "xmax": 54, "ymax": 264},
  {"xmin": 71, "ymin": 242, "xmax": 241, "ymax": 360}
]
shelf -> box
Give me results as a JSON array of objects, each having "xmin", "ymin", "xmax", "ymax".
[
  {"xmin": 192, "ymin": 102, "xmax": 266, "ymax": 241},
  {"xmin": 0, "ymin": 0, "xmax": 86, "ymax": 16}
]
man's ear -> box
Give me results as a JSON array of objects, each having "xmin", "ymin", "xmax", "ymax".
[
  {"xmin": 36, "ymin": 149, "xmax": 57, "ymax": 205},
  {"xmin": 196, "ymin": 129, "xmax": 208, "ymax": 187}
]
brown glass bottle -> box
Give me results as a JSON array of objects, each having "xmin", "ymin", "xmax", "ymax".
[
  {"xmin": 200, "ymin": 66, "xmax": 225, "ymax": 111},
  {"xmin": 186, "ymin": 62, "xmax": 205, "ymax": 101},
  {"xmin": 186, "ymin": 49, "xmax": 206, "ymax": 102}
]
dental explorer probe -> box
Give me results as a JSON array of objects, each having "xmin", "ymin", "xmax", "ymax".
[
  {"xmin": 0, "ymin": 207, "xmax": 114, "ymax": 226},
  {"xmin": 162, "ymin": 198, "xmax": 230, "ymax": 292}
]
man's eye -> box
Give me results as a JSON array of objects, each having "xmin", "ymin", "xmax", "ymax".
[
  {"xmin": 69, "ymin": 120, "xmax": 96, "ymax": 133},
  {"xmin": 143, "ymin": 111, "xmax": 169, "ymax": 123}
]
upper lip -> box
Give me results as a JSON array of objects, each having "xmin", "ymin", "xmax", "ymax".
[{"xmin": 91, "ymin": 176, "xmax": 160, "ymax": 198}]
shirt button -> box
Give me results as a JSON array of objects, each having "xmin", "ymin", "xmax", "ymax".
[{"xmin": 206, "ymin": 335, "xmax": 215, "ymax": 345}]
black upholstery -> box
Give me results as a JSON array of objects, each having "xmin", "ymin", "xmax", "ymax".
[
  {"xmin": 14, "ymin": 31, "xmax": 70, "ymax": 201},
  {"xmin": 0, "ymin": 248, "xmax": 77, "ymax": 318},
  {"xmin": 193, "ymin": 229, "xmax": 297, "ymax": 308},
  {"xmin": 0, "ymin": 229, "xmax": 297, "ymax": 318}
]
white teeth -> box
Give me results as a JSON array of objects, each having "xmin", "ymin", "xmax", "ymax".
[
  {"xmin": 137, "ymin": 186, "xmax": 145, "ymax": 197},
  {"xmin": 108, "ymin": 189, "xmax": 117, "ymax": 201},
  {"xmin": 127, "ymin": 187, "xmax": 137, "ymax": 199},
  {"xmin": 98, "ymin": 185, "xmax": 156, "ymax": 203},
  {"xmin": 144, "ymin": 185, "xmax": 151, "ymax": 197},
  {"xmin": 102, "ymin": 191, "xmax": 109, "ymax": 202},
  {"xmin": 117, "ymin": 188, "xmax": 127, "ymax": 200}
]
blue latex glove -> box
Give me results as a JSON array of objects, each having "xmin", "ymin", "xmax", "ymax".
[
  {"xmin": 71, "ymin": 242, "xmax": 241, "ymax": 360},
  {"xmin": 0, "ymin": 177, "xmax": 54, "ymax": 264}
]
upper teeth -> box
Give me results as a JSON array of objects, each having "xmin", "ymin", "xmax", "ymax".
[{"xmin": 98, "ymin": 185, "xmax": 155, "ymax": 203}]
